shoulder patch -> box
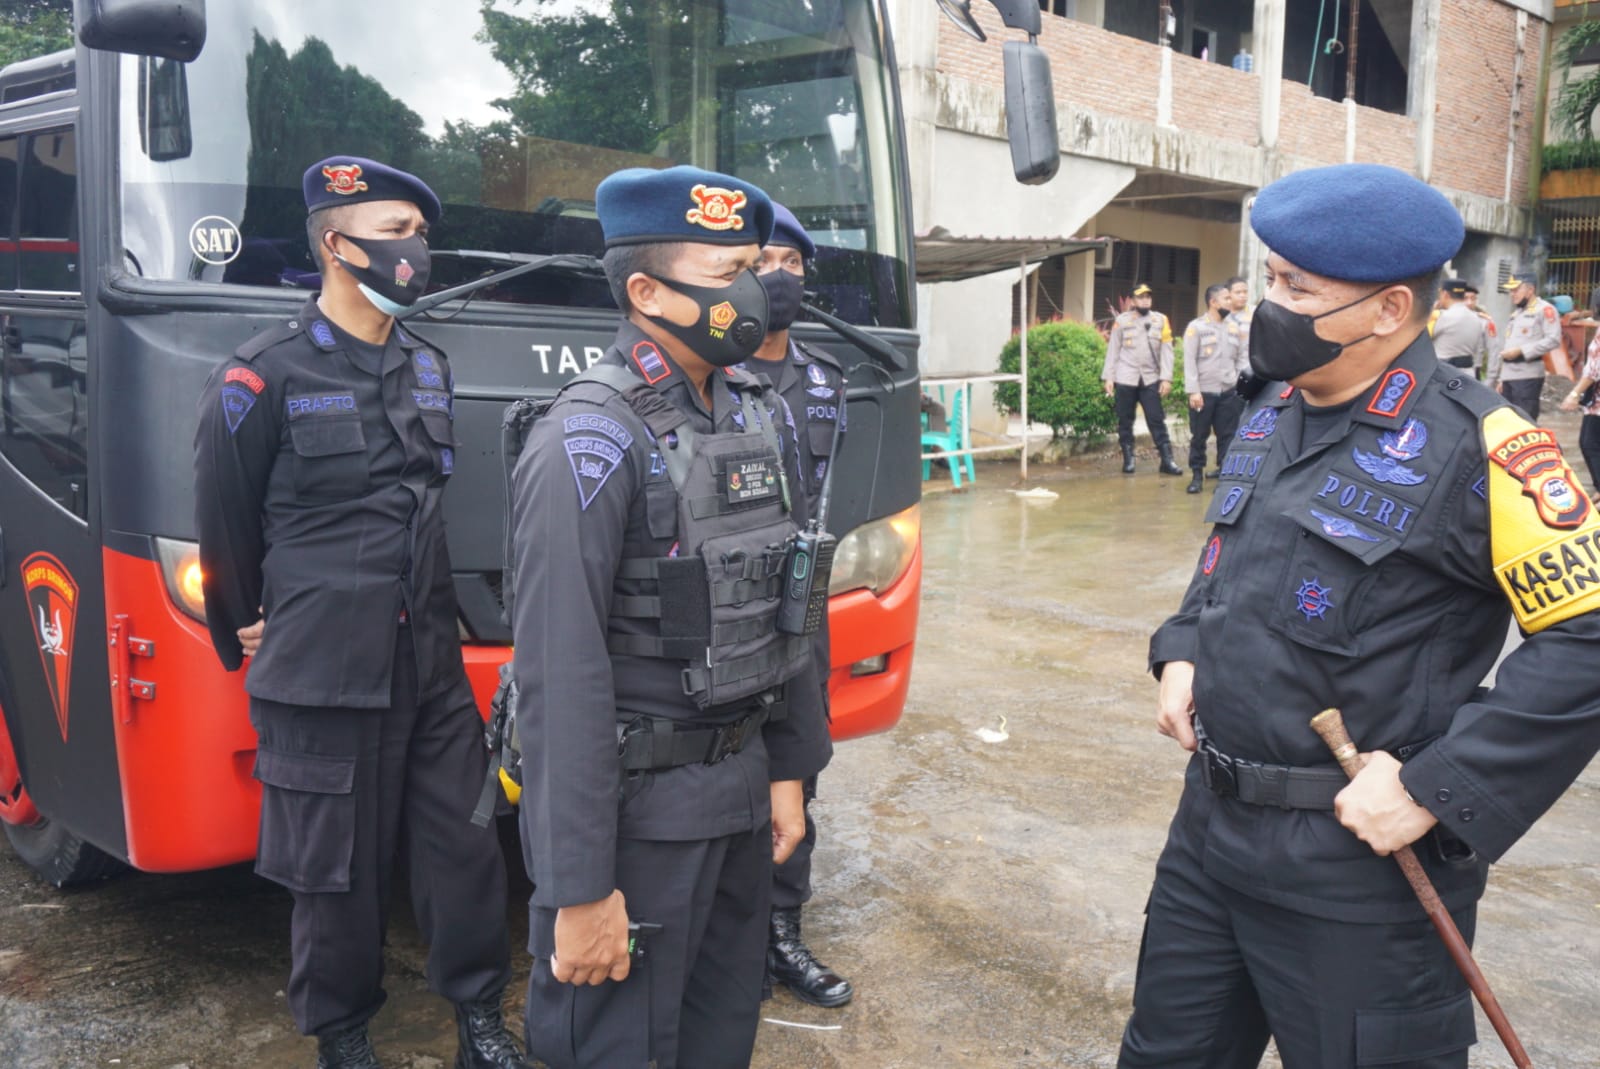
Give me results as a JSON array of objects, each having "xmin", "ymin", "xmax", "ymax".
[
  {"xmin": 565, "ymin": 429, "xmax": 626, "ymax": 510},
  {"xmin": 224, "ymin": 366, "xmax": 265, "ymax": 395},
  {"xmin": 220, "ymin": 384, "xmax": 258, "ymax": 434},
  {"xmin": 1482, "ymin": 406, "xmax": 1600, "ymax": 632},
  {"xmin": 562, "ymin": 412, "xmax": 634, "ymax": 450}
]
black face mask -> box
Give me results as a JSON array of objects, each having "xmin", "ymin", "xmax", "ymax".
[
  {"xmin": 1247, "ymin": 288, "xmax": 1384, "ymax": 382},
  {"xmin": 759, "ymin": 269, "xmax": 805, "ymax": 333},
  {"xmin": 1515, "ymin": 296, "xmax": 1530, "ymax": 309},
  {"xmin": 1136, "ymin": 305, "xmax": 1151, "ymax": 316},
  {"xmin": 329, "ymin": 231, "xmax": 431, "ymax": 316},
  {"xmin": 647, "ymin": 269, "xmax": 770, "ymax": 367}
]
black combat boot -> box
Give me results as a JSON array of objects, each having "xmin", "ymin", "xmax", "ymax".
[
  {"xmin": 767, "ymin": 906, "xmax": 854, "ymax": 1008},
  {"xmin": 1121, "ymin": 445, "xmax": 1136, "ymax": 474},
  {"xmin": 1158, "ymin": 445, "xmax": 1183, "ymax": 476},
  {"xmin": 316, "ymin": 1026, "xmax": 383, "ymax": 1069},
  {"xmin": 454, "ymin": 997, "xmax": 533, "ymax": 1069},
  {"xmin": 1186, "ymin": 468, "xmax": 1204, "ymax": 494},
  {"xmin": 1205, "ymin": 468, "xmax": 1221, "ymax": 479}
]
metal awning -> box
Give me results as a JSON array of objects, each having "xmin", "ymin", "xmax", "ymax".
[{"xmin": 914, "ymin": 227, "xmax": 1110, "ymax": 284}]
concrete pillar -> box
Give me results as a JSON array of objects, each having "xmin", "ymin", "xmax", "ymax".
[
  {"xmin": 1254, "ymin": 0, "xmax": 1286, "ymax": 155},
  {"xmin": 1409, "ymin": 0, "xmax": 1441, "ymax": 181}
]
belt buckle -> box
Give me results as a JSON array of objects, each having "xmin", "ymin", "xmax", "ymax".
[{"xmin": 1202, "ymin": 745, "xmax": 1238, "ymax": 799}]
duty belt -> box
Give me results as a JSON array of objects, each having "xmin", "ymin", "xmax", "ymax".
[
  {"xmin": 1199, "ymin": 734, "xmax": 1436, "ymax": 810},
  {"xmin": 617, "ymin": 691, "xmax": 786, "ymax": 772}
]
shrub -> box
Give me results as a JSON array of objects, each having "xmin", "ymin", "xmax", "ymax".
[{"xmin": 994, "ymin": 320, "xmax": 1116, "ymax": 442}]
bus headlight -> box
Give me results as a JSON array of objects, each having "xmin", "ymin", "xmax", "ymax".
[
  {"xmin": 827, "ymin": 504, "xmax": 920, "ymax": 597},
  {"xmin": 154, "ymin": 537, "xmax": 208, "ymax": 623}
]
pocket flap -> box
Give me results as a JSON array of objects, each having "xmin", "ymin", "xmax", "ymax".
[
  {"xmin": 1288, "ymin": 505, "xmax": 1403, "ymax": 565},
  {"xmin": 1355, "ymin": 992, "xmax": 1475, "ymax": 1065},
  {"xmin": 420, "ymin": 411, "xmax": 457, "ymax": 446},
  {"xmin": 807, "ymin": 419, "xmax": 836, "ymax": 458},
  {"xmin": 253, "ymin": 748, "xmax": 355, "ymax": 794},
  {"xmin": 289, "ymin": 418, "xmax": 366, "ymax": 458},
  {"xmin": 1204, "ymin": 483, "xmax": 1253, "ymax": 526}
]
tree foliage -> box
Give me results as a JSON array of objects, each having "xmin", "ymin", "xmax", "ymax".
[
  {"xmin": 1552, "ymin": 19, "xmax": 1600, "ymax": 147},
  {"xmin": 0, "ymin": 0, "xmax": 73, "ymax": 71},
  {"xmin": 994, "ymin": 321, "xmax": 1117, "ymax": 443}
]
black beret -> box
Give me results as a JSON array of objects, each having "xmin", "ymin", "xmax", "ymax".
[
  {"xmin": 1441, "ymin": 278, "xmax": 1469, "ymax": 296},
  {"xmin": 596, "ymin": 165, "xmax": 774, "ymax": 248},
  {"xmin": 1251, "ymin": 164, "xmax": 1463, "ymax": 283},
  {"xmin": 302, "ymin": 156, "xmax": 441, "ymax": 224}
]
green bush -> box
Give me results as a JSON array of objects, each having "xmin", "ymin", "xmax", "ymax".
[
  {"xmin": 1543, "ymin": 140, "xmax": 1600, "ymax": 173},
  {"xmin": 994, "ymin": 321, "xmax": 1115, "ymax": 442},
  {"xmin": 995, "ymin": 320, "xmax": 1189, "ymax": 443}
]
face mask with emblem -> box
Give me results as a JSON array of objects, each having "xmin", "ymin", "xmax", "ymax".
[
  {"xmin": 647, "ymin": 268, "xmax": 770, "ymax": 367},
  {"xmin": 328, "ymin": 231, "xmax": 431, "ymax": 316},
  {"xmin": 1247, "ymin": 288, "xmax": 1384, "ymax": 382},
  {"xmin": 758, "ymin": 269, "xmax": 806, "ymax": 333}
]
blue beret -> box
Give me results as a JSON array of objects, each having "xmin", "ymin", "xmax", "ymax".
[
  {"xmin": 596, "ymin": 165, "xmax": 773, "ymax": 248},
  {"xmin": 303, "ymin": 156, "xmax": 441, "ymax": 225},
  {"xmin": 1251, "ymin": 164, "xmax": 1463, "ymax": 283},
  {"xmin": 767, "ymin": 202, "xmax": 816, "ymax": 260}
]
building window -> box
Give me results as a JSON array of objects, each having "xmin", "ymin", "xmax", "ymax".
[
  {"xmin": 1094, "ymin": 240, "xmax": 1199, "ymax": 327},
  {"xmin": 1283, "ymin": 0, "xmax": 1411, "ymax": 115},
  {"xmin": 1095, "ymin": 0, "xmax": 1254, "ymax": 68}
]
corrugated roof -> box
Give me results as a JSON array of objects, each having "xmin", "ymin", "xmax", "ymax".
[{"xmin": 914, "ymin": 227, "xmax": 1110, "ymax": 284}]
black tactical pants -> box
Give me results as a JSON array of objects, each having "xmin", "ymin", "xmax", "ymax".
[
  {"xmin": 1579, "ymin": 414, "xmax": 1600, "ymax": 493},
  {"xmin": 525, "ymin": 826, "xmax": 772, "ymax": 1069},
  {"xmin": 771, "ymin": 776, "xmax": 818, "ymax": 908},
  {"xmin": 1118, "ymin": 788, "xmax": 1477, "ymax": 1068},
  {"xmin": 1186, "ymin": 391, "xmax": 1240, "ymax": 472},
  {"xmin": 1115, "ymin": 383, "xmax": 1173, "ymax": 454},
  {"xmin": 249, "ymin": 633, "xmax": 512, "ymax": 1036},
  {"xmin": 1500, "ymin": 375, "xmax": 1544, "ymax": 422}
]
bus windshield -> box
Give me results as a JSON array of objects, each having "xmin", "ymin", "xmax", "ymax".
[{"xmin": 116, "ymin": 0, "xmax": 912, "ymax": 327}]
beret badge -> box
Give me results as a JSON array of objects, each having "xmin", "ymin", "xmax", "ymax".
[
  {"xmin": 323, "ymin": 164, "xmax": 369, "ymax": 196},
  {"xmin": 686, "ymin": 184, "xmax": 747, "ymax": 232}
]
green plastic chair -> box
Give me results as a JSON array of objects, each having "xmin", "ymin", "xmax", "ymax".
[{"xmin": 921, "ymin": 386, "xmax": 975, "ymax": 487}]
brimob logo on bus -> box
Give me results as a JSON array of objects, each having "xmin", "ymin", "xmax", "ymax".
[
  {"xmin": 21, "ymin": 552, "xmax": 79, "ymax": 742},
  {"xmin": 189, "ymin": 215, "xmax": 243, "ymax": 266}
]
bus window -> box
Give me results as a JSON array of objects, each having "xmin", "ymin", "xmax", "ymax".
[
  {"xmin": 18, "ymin": 129, "xmax": 77, "ymax": 293},
  {"xmin": 0, "ymin": 136, "xmax": 16, "ymax": 289},
  {"xmin": 0, "ymin": 312, "xmax": 88, "ymax": 520}
]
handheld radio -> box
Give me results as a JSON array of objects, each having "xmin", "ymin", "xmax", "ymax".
[{"xmin": 777, "ymin": 371, "xmax": 847, "ymax": 636}]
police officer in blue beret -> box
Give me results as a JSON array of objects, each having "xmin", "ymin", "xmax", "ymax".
[
  {"xmin": 508, "ymin": 166, "xmax": 832, "ymax": 1067},
  {"xmin": 1119, "ymin": 163, "xmax": 1600, "ymax": 1067},
  {"xmin": 745, "ymin": 203, "xmax": 854, "ymax": 1009},
  {"xmin": 194, "ymin": 157, "xmax": 530, "ymax": 1069}
]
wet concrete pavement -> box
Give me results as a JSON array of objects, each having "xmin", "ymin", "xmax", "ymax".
[{"xmin": 4, "ymin": 409, "xmax": 1599, "ymax": 1068}]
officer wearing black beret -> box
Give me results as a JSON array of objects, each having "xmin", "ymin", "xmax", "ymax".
[
  {"xmin": 746, "ymin": 202, "xmax": 853, "ymax": 1009},
  {"xmin": 509, "ymin": 166, "xmax": 832, "ymax": 1067},
  {"xmin": 194, "ymin": 156, "xmax": 529, "ymax": 1069},
  {"xmin": 1119, "ymin": 163, "xmax": 1600, "ymax": 1066}
]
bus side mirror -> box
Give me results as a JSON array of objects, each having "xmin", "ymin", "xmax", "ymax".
[
  {"xmin": 77, "ymin": 0, "xmax": 207, "ymax": 63},
  {"xmin": 1002, "ymin": 41, "xmax": 1060, "ymax": 185}
]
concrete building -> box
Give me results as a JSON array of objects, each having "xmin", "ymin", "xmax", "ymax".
[{"xmin": 889, "ymin": 0, "xmax": 1552, "ymax": 436}]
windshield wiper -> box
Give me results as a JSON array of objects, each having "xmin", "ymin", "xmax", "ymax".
[
  {"xmin": 402, "ymin": 252, "xmax": 604, "ymax": 319},
  {"xmin": 801, "ymin": 301, "xmax": 907, "ymax": 372}
]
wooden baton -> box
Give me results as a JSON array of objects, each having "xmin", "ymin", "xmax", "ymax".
[{"xmin": 1310, "ymin": 708, "xmax": 1533, "ymax": 1069}]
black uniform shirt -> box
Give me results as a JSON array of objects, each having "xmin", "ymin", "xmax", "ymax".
[
  {"xmin": 743, "ymin": 339, "xmax": 846, "ymax": 516},
  {"xmin": 1152, "ymin": 334, "xmax": 1600, "ymax": 922},
  {"xmin": 194, "ymin": 298, "xmax": 462, "ymax": 708},
  {"xmin": 511, "ymin": 322, "xmax": 833, "ymax": 910}
]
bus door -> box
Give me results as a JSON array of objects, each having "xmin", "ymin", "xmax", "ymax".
[{"xmin": 0, "ymin": 114, "xmax": 125, "ymax": 861}]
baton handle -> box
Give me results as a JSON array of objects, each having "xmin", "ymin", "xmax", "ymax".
[{"xmin": 1310, "ymin": 708, "xmax": 1533, "ymax": 1069}]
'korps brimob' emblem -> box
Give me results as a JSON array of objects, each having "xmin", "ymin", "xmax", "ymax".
[
  {"xmin": 21, "ymin": 552, "xmax": 79, "ymax": 741},
  {"xmin": 686, "ymin": 184, "xmax": 747, "ymax": 232},
  {"xmin": 323, "ymin": 163, "xmax": 368, "ymax": 196},
  {"xmin": 1489, "ymin": 427, "xmax": 1593, "ymax": 529}
]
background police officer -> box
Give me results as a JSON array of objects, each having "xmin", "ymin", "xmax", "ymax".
[
  {"xmin": 194, "ymin": 157, "xmax": 529, "ymax": 1069},
  {"xmin": 509, "ymin": 166, "xmax": 832, "ymax": 1068},
  {"xmin": 1181, "ymin": 283, "xmax": 1246, "ymax": 493},
  {"xmin": 1490, "ymin": 272, "xmax": 1562, "ymax": 420},
  {"xmin": 1430, "ymin": 277, "xmax": 1490, "ymax": 376},
  {"xmin": 1103, "ymin": 283, "xmax": 1182, "ymax": 475},
  {"xmin": 1225, "ymin": 275, "xmax": 1252, "ymax": 357},
  {"xmin": 747, "ymin": 203, "xmax": 853, "ymax": 1008},
  {"xmin": 1120, "ymin": 163, "xmax": 1600, "ymax": 1067}
]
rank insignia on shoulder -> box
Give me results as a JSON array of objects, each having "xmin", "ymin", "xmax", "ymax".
[
  {"xmin": 1294, "ymin": 577, "xmax": 1335, "ymax": 621},
  {"xmin": 632, "ymin": 340, "xmax": 671, "ymax": 385},
  {"xmin": 1365, "ymin": 368, "xmax": 1416, "ymax": 417},
  {"xmin": 310, "ymin": 320, "xmax": 337, "ymax": 348},
  {"xmin": 1352, "ymin": 446, "xmax": 1428, "ymax": 486},
  {"xmin": 1237, "ymin": 407, "xmax": 1278, "ymax": 441}
]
